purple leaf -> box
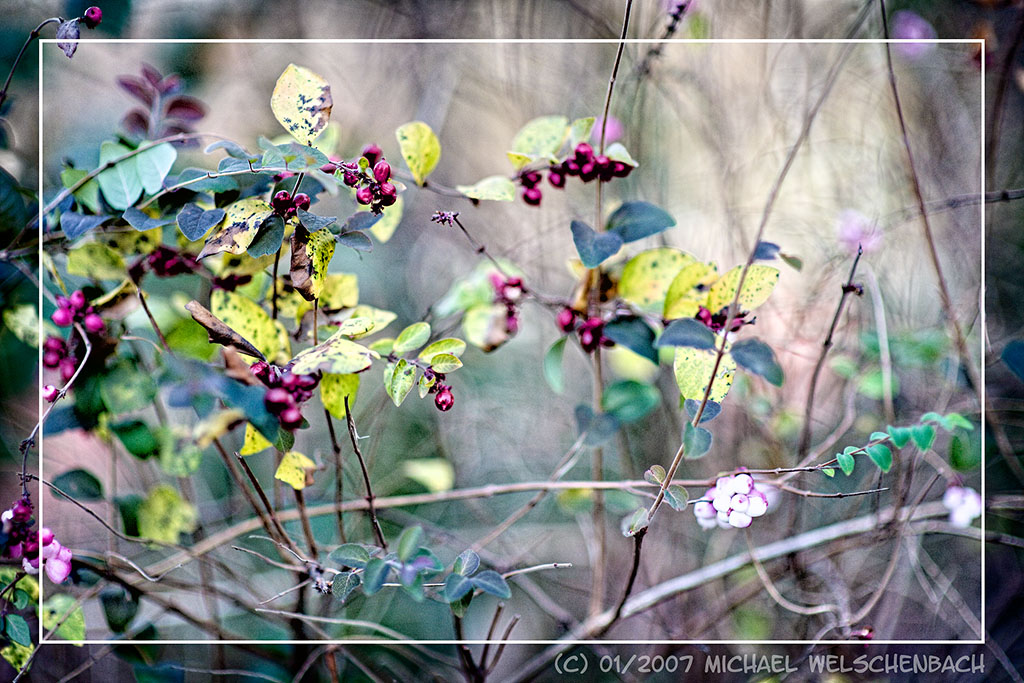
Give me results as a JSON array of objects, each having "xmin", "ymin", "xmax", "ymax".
[
  {"xmin": 55, "ymin": 20, "xmax": 81, "ymax": 59},
  {"xmin": 140, "ymin": 63, "xmax": 163, "ymax": 87},
  {"xmin": 157, "ymin": 74, "xmax": 182, "ymax": 95},
  {"xmin": 121, "ymin": 109, "xmax": 150, "ymax": 137},
  {"xmin": 116, "ymin": 76, "xmax": 155, "ymax": 106},
  {"xmin": 164, "ymin": 96, "xmax": 206, "ymax": 121}
]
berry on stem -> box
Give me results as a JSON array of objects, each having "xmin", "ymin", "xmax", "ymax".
[
  {"xmin": 42, "ymin": 385, "xmax": 60, "ymax": 403},
  {"xmin": 83, "ymin": 6, "xmax": 103, "ymax": 29}
]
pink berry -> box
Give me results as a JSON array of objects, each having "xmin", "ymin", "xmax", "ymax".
[
  {"xmin": 51, "ymin": 307, "xmax": 73, "ymax": 327},
  {"xmin": 548, "ymin": 171, "xmax": 566, "ymax": 188},
  {"xmin": 43, "ymin": 351, "xmax": 62, "ymax": 368},
  {"xmin": 373, "ymin": 160, "xmax": 391, "ymax": 183},
  {"xmin": 355, "ymin": 186, "xmax": 374, "ymax": 205},
  {"xmin": 556, "ymin": 308, "xmax": 577, "ymax": 333},
  {"xmin": 293, "ymin": 193, "xmax": 311, "ymax": 211},
  {"xmin": 83, "ymin": 6, "xmax": 102, "ymax": 29},
  {"xmin": 574, "ymin": 142, "xmax": 594, "ymax": 163},
  {"xmin": 579, "ymin": 161, "xmax": 598, "ymax": 183},
  {"xmin": 42, "ymin": 385, "xmax": 60, "ymax": 403},
  {"xmin": 320, "ymin": 162, "xmax": 338, "ymax": 174},
  {"xmin": 39, "ymin": 528, "xmax": 55, "ymax": 547},
  {"xmin": 84, "ymin": 314, "xmax": 105, "ymax": 334},
  {"xmin": 611, "ymin": 161, "xmax": 633, "ymax": 178},
  {"xmin": 563, "ymin": 159, "xmax": 581, "ymax": 176},
  {"xmin": 272, "ymin": 190, "xmax": 292, "ymax": 214},
  {"xmin": 342, "ymin": 171, "xmax": 360, "ymax": 187},
  {"xmin": 280, "ymin": 407, "xmax": 304, "ymax": 431},
  {"xmin": 264, "ymin": 387, "xmax": 293, "ymax": 414},
  {"xmin": 59, "ymin": 358, "xmax": 77, "ymax": 382},
  {"xmin": 69, "ymin": 290, "xmax": 87, "ymax": 310},
  {"xmin": 361, "ymin": 144, "xmax": 383, "ymax": 166},
  {"xmin": 434, "ymin": 386, "xmax": 455, "ymax": 412},
  {"xmin": 522, "ymin": 187, "xmax": 542, "ymax": 206},
  {"xmin": 43, "ymin": 336, "xmax": 66, "ymax": 354}
]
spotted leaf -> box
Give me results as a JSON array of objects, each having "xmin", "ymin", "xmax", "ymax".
[
  {"xmin": 705, "ymin": 265, "xmax": 779, "ymax": 315},
  {"xmin": 271, "ymin": 64, "xmax": 333, "ymax": 145},
  {"xmin": 673, "ymin": 343, "xmax": 735, "ymax": 403},
  {"xmin": 395, "ymin": 121, "xmax": 441, "ymax": 185},
  {"xmin": 289, "ymin": 225, "xmax": 336, "ymax": 302},
  {"xmin": 618, "ymin": 248, "xmax": 697, "ymax": 313},
  {"xmin": 288, "ymin": 329, "xmax": 379, "ymax": 375},
  {"xmin": 211, "ymin": 289, "xmax": 289, "ymax": 364},
  {"xmin": 321, "ymin": 373, "xmax": 359, "ymax": 420},
  {"xmin": 240, "ymin": 422, "xmax": 272, "ymax": 455},
  {"xmin": 198, "ymin": 197, "xmax": 274, "ymax": 259},
  {"xmin": 664, "ymin": 261, "xmax": 719, "ymax": 319},
  {"xmin": 274, "ymin": 450, "xmax": 316, "ymax": 490},
  {"xmin": 510, "ymin": 115, "xmax": 568, "ymax": 161}
]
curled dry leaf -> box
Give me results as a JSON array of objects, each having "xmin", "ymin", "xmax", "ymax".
[
  {"xmin": 221, "ymin": 347, "xmax": 261, "ymax": 386},
  {"xmin": 185, "ymin": 300, "xmax": 266, "ymax": 361},
  {"xmin": 289, "ymin": 225, "xmax": 336, "ymax": 302}
]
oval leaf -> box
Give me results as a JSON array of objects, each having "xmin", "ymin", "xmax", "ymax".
[
  {"xmin": 730, "ymin": 338, "xmax": 784, "ymax": 386},
  {"xmin": 395, "ymin": 121, "xmax": 441, "ymax": 186},
  {"xmin": 271, "ymin": 64, "xmax": 333, "ymax": 144},
  {"xmin": 571, "ymin": 220, "xmax": 622, "ymax": 269},
  {"xmin": 606, "ymin": 201, "xmax": 676, "ymax": 243}
]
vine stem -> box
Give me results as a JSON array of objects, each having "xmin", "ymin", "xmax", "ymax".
[
  {"xmin": 344, "ymin": 396, "xmax": 387, "ymax": 550},
  {"xmin": 0, "ymin": 17, "xmax": 62, "ymax": 113}
]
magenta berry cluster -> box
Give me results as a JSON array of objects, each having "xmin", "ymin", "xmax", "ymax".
[
  {"xmin": 694, "ymin": 305, "xmax": 754, "ymax": 334},
  {"xmin": 211, "ymin": 273, "xmax": 253, "ymax": 292},
  {"xmin": 51, "ymin": 290, "xmax": 104, "ymax": 334},
  {"xmin": 43, "ymin": 335, "xmax": 82, "ymax": 382},
  {"xmin": 335, "ymin": 144, "xmax": 397, "ymax": 214},
  {"xmin": 490, "ymin": 274, "xmax": 525, "ymax": 336},
  {"xmin": 1, "ymin": 497, "xmax": 34, "ymax": 558},
  {"xmin": 148, "ymin": 246, "xmax": 199, "ymax": 278},
  {"xmin": 556, "ymin": 308, "xmax": 612, "ymax": 354},
  {"xmin": 693, "ymin": 473, "xmax": 770, "ymax": 530},
  {"xmin": 251, "ymin": 362, "xmax": 320, "ymax": 432},
  {"xmin": 272, "ymin": 190, "xmax": 311, "ymax": 219},
  {"xmin": 518, "ymin": 142, "xmax": 634, "ymax": 207},
  {"xmin": 423, "ymin": 370, "xmax": 455, "ymax": 412}
]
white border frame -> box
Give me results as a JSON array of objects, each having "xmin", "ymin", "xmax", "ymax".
[{"xmin": 35, "ymin": 36, "xmax": 986, "ymax": 649}]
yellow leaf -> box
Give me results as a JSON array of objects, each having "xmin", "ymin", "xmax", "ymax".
[
  {"xmin": 673, "ymin": 344, "xmax": 735, "ymax": 402},
  {"xmin": 271, "ymin": 64, "xmax": 333, "ymax": 145},
  {"xmin": 368, "ymin": 194, "xmax": 403, "ymax": 243},
  {"xmin": 66, "ymin": 242, "xmax": 126, "ymax": 280},
  {"xmin": 275, "ymin": 450, "xmax": 316, "ymax": 490},
  {"xmin": 138, "ymin": 485, "xmax": 197, "ymax": 543},
  {"xmin": 618, "ymin": 248, "xmax": 697, "ymax": 312},
  {"xmin": 290, "ymin": 226, "xmax": 336, "ymax": 301},
  {"xmin": 211, "ymin": 289, "xmax": 288, "ymax": 364},
  {"xmin": 706, "ymin": 264, "xmax": 779, "ymax": 314},
  {"xmin": 289, "ymin": 329, "xmax": 379, "ymax": 375},
  {"xmin": 320, "ymin": 273, "xmax": 359, "ymax": 310},
  {"xmin": 240, "ymin": 422, "xmax": 272, "ymax": 455},
  {"xmin": 193, "ymin": 408, "xmax": 245, "ymax": 448},
  {"xmin": 403, "ymin": 458, "xmax": 454, "ymax": 493},
  {"xmin": 395, "ymin": 121, "xmax": 441, "ymax": 185},
  {"xmin": 198, "ymin": 197, "xmax": 274, "ymax": 259},
  {"xmin": 321, "ymin": 373, "xmax": 359, "ymax": 420},
  {"xmin": 664, "ymin": 261, "xmax": 719, "ymax": 319}
]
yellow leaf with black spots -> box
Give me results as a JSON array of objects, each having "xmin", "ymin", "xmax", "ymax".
[
  {"xmin": 290, "ymin": 225, "xmax": 336, "ymax": 302},
  {"xmin": 289, "ymin": 328, "xmax": 379, "ymax": 375},
  {"xmin": 240, "ymin": 422, "xmax": 272, "ymax": 455},
  {"xmin": 271, "ymin": 64, "xmax": 333, "ymax": 145},
  {"xmin": 275, "ymin": 450, "xmax": 316, "ymax": 490},
  {"xmin": 198, "ymin": 197, "xmax": 274, "ymax": 259},
  {"xmin": 66, "ymin": 242, "xmax": 126, "ymax": 280},
  {"xmin": 321, "ymin": 373, "xmax": 359, "ymax": 420},
  {"xmin": 664, "ymin": 261, "xmax": 719, "ymax": 319},
  {"xmin": 320, "ymin": 273, "xmax": 359, "ymax": 310},
  {"xmin": 673, "ymin": 343, "xmax": 735, "ymax": 402},
  {"xmin": 706, "ymin": 264, "xmax": 779, "ymax": 315},
  {"xmin": 395, "ymin": 121, "xmax": 441, "ymax": 186},
  {"xmin": 138, "ymin": 485, "xmax": 197, "ymax": 544},
  {"xmin": 618, "ymin": 248, "xmax": 697, "ymax": 313},
  {"xmin": 211, "ymin": 289, "xmax": 289, "ymax": 364}
]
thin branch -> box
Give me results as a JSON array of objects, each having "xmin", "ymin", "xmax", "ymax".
[
  {"xmin": 744, "ymin": 529, "xmax": 839, "ymax": 616},
  {"xmin": 344, "ymin": 396, "xmax": 387, "ymax": 550}
]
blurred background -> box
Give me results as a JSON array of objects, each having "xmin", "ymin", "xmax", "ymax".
[{"xmin": 1, "ymin": 0, "xmax": 1022, "ymax": 681}]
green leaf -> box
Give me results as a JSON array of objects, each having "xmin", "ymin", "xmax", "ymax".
[
  {"xmin": 568, "ymin": 117, "xmax": 595, "ymax": 147},
  {"xmin": 41, "ymin": 594, "xmax": 86, "ymax": 642},
  {"xmin": 320, "ymin": 373, "xmax": 359, "ymax": 421},
  {"xmin": 138, "ymin": 485, "xmax": 197, "ymax": 543},
  {"xmin": 822, "ymin": 467, "xmax": 835, "ymax": 477},
  {"xmin": 471, "ymin": 569, "xmax": 511, "ymax": 599},
  {"xmin": 606, "ymin": 201, "xmax": 676, "ymax": 243},
  {"xmin": 3, "ymin": 304, "xmax": 40, "ymax": 347},
  {"xmin": 683, "ymin": 399, "xmax": 721, "ymax": 423},
  {"xmin": 453, "ymin": 549, "xmax": 480, "ymax": 577},
  {"xmin": 158, "ymin": 431, "xmax": 202, "ymax": 477},
  {"xmin": 52, "ymin": 468, "xmax": 104, "ymax": 501},
  {"xmin": 621, "ymin": 507, "xmax": 650, "ymax": 537},
  {"xmin": 602, "ymin": 316, "xmax": 658, "ymax": 363},
  {"xmin": 403, "ymin": 458, "xmax": 454, "ymax": 492},
  {"xmin": 866, "ymin": 443, "xmax": 893, "ymax": 472},
  {"xmin": 394, "ymin": 322, "xmax": 431, "ymax": 353},
  {"xmin": 544, "ymin": 337, "xmax": 567, "ymax": 394},
  {"xmin": 100, "ymin": 361, "xmax": 157, "ymax": 414},
  {"xmin": 601, "ymin": 380, "xmax": 659, "ymax": 423},
  {"xmin": 289, "ymin": 329, "xmax": 379, "ymax": 375},
  {"xmin": 950, "ymin": 433, "xmax": 980, "ymax": 471},
  {"xmin": 604, "ymin": 142, "xmax": 638, "ymax": 167},
  {"xmin": 96, "ymin": 141, "xmax": 142, "ymax": 210},
  {"xmin": 332, "ymin": 571, "xmax": 362, "ymax": 602},
  {"xmin": 571, "ymin": 220, "xmax": 622, "ymax": 268},
  {"xmin": 389, "ymin": 359, "xmax": 417, "ymax": 407},
  {"xmin": 443, "ymin": 573, "xmax": 474, "ymax": 602},
  {"xmin": 66, "ymin": 242, "xmax": 126, "ymax": 280},
  {"xmin": 328, "ymin": 543, "xmax": 371, "ymax": 569},
  {"xmin": 656, "ymin": 318, "xmax": 716, "ymax": 350},
  {"xmin": 361, "ymin": 558, "xmax": 390, "ymax": 595},
  {"xmin": 419, "ymin": 338, "xmax": 466, "ymax": 363},
  {"xmin": 61, "ymin": 168, "xmax": 102, "ymax": 214},
  {"xmin": 837, "ymin": 446, "xmax": 857, "ymax": 476},
  {"xmin": 246, "ymin": 215, "xmax": 285, "ymax": 258},
  {"xmin": 730, "ymin": 338, "xmax": 784, "ymax": 386},
  {"xmin": 683, "ymin": 421, "xmax": 713, "ymax": 459},
  {"xmin": 510, "ymin": 115, "xmax": 568, "ymax": 160},
  {"xmin": 943, "ymin": 412, "xmax": 974, "ymax": 431},
  {"xmin": 271, "ymin": 64, "xmax": 333, "ymax": 144},
  {"xmin": 111, "ymin": 420, "xmax": 160, "ymax": 458},
  {"xmin": 395, "ymin": 121, "xmax": 441, "ymax": 185},
  {"xmin": 429, "ymin": 353, "xmax": 462, "ymax": 373},
  {"xmin": 664, "ymin": 484, "xmax": 689, "ymax": 511},
  {"xmin": 396, "ymin": 526, "xmax": 423, "ymax": 562},
  {"xmin": 887, "ymin": 425, "xmax": 912, "ymax": 449},
  {"xmin": 619, "ymin": 248, "xmax": 697, "ymax": 313},
  {"xmin": 673, "ymin": 344, "xmax": 735, "ymax": 402},
  {"xmin": 99, "ymin": 585, "xmax": 139, "ymax": 633},
  {"xmin": 644, "ymin": 465, "xmax": 666, "ymax": 484},
  {"xmin": 176, "ymin": 203, "xmax": 226, "ymax": 242},
  {"xmin": 134, "ymin": 143, "xmax": 177, "ymax": 195},
  {"xmin": 1, "ymin": 641, "xmax": 32, "ymax": 673},
  {"xmin": 780, "ymin": 253, "xmax": 803, "ymax": 271},
  {"xmin": 4, "ymin": 614, "xmax": 31, "ymax": 647},
  {"xmin": 910, "ymin": 424, "xmax": 936, "ymax": 451},
  {"xmin": 455, "ymin": 176, "xmax": 516, "ymax": 201}
]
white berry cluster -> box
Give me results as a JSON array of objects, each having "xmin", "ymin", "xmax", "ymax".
[
  {"xmin": 693, "ymin": 473, "xmax": 769, "ymax": 529},
  {"xmin": 942, "ymin": 486, "xmax": 981, "ymax": 528}
]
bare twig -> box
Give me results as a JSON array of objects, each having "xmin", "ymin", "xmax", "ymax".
[{"xmin": 344, "ymin": 396, "xmax": 387, "ymax": 550}]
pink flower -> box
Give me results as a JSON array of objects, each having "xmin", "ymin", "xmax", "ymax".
[
  {"xmin": 892, "ymin": 11, "xmax": 937, "ymax": 60},
  {"xmin": 837, "ymin": 209, "xmax": 883, "ymax": 255}
]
